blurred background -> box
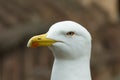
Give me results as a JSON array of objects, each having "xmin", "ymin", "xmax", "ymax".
[{"xmin": 0, "ymin": 0, "xmax": 120, "ymax": 80}]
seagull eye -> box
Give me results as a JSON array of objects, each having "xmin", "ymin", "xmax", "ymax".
[{"xmin": 66, "ymin": 31, "xmax": 75, "ymax": 36}]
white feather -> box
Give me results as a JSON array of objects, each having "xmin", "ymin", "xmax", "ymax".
[{"xmin": 47, "ymin": 21, "xmax": 92, "ymax": 80}]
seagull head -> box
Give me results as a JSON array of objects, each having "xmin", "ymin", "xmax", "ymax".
[{"xmin": 27, "ymin": 21, "xmax": 92, "ymax": 60}]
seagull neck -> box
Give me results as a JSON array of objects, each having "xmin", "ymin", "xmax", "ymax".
[{"xmin": 51, "ymin": 57, "xmax": 91, "ymax": 80}]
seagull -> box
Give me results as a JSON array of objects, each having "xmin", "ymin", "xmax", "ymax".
[{"xmin": 27, "ymin": 21, "xmax": 92, "ymax": 80}]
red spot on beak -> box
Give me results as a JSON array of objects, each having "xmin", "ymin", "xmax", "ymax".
[{"xmin": 31, "ymin": 42, "xmax": 39, "ymax": 48}]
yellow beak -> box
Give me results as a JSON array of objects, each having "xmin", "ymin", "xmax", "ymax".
[{"xmin": 27, "ymin": 34, "xmax": 57, "ymax": 48}]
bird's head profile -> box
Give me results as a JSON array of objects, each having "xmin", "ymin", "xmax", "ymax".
[
  {"xmin": 27, "ymin": 21, "xmax": 92, "ymax": 80},
  {"xmin": 27, "ymin": 21, "xmax": 92, "ymax": 59}
]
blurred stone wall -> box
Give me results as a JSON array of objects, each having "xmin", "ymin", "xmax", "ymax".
[{"xmin": 0, "ymin": 0, "xmax": 120, "ymax": 80}]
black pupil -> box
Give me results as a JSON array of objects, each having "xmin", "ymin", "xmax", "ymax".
[
  {"xmin": 67, "ymin": 32, "xmax": 74, "ymax": 35},
  {"xmin": 69, "ymin": 32, "xmax": 72, "ymax": 34}
]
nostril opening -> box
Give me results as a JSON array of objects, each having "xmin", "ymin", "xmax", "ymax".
[{"xmin": 37, "ymin": 38, "xmax": 41, "ymax": 40}]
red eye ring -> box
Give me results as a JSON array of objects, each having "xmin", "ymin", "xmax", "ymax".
[{"xmin": 66, "ymin": 31, "xmax": 75, "ymax": 36}]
